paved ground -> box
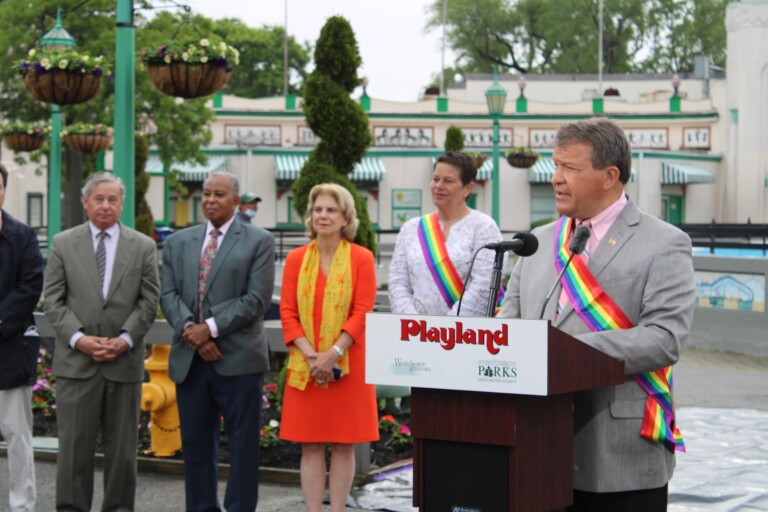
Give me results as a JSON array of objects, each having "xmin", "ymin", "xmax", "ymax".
[{"xmin": 2, "ymin": 346, "xmax": 767, "ymax": 511}]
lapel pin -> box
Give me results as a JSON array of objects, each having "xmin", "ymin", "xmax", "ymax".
[{"xmin": 608, "ymin": 238, "xmax": 617, "ymax": 247}]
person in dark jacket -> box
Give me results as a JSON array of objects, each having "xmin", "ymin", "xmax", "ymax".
[{"xmin": 0, "ymin": 163, "xmax": 44, "ymax": 512}]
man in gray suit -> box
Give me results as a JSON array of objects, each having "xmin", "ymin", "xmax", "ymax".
[
  {"xmin": 161, "ymin": 171, "xmax": 274, "ymax": 512},
  {"xmin": 44, "ymin": 172, "xmax": 160, "ymax": 511},
  {"xmin": 499, "ymin": 118, "xmax": 695, "ymax": 511}
]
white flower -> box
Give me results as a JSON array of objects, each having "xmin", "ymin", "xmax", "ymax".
[
  {"xmin": 269, "ymin": 419, "xmax": 279, "ymax": 428},
  {"xmin": 200, "ymin": 55, "xmax": 208, "ymax": 63},
  {"xmin": 181, "ymin": 51, "xmax": 189, "ymax": 62},
  {"xmin": 199, "ymin": 38, "xmax": 209, "ymax": 47},
  {"xmin": 28, "ymin": 49, "xmax": 36, "ymax": 57},
  {"xmin": 81, "ymin": 55, "xmax": 90, "ymax": 62},
  {"xmin": 40, "ymin": 58, "xmax": 51, "ymax": 69},
  {"xmin": 164, "ymin": 54, "xmax": 172, "ymax": 64},
  {"xmin": 219, "ymin": 42, "xmax": 227, "ymax": 51},
  {"xmin": 58, "ymin": 59, "xmax": 68, "ymax": 69}
]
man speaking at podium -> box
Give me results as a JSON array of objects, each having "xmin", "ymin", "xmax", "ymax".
[{"xmin": 498, "ymin": 118, "xmax": 696, "ymax": 511}]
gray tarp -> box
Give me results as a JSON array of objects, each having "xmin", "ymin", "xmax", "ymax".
[{"xmin": 350, "ymin": 407, "xmax": 768, "ymax": 512}]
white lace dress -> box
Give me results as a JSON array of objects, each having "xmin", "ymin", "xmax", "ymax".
[{"xmin": 388, "ymin": 210, "xmax": 505, "ymax": 317}]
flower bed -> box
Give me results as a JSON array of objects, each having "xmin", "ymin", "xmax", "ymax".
[{"xmin": 20, "ymin": 349, "xmax": 413, "ymax": 471}]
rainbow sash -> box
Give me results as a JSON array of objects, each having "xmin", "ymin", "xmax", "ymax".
[
  {"xmin": 554, "ymin": 217, "xmax": 685, "ymax": 454},
  {"xmin": 418, "ymin": 212, "xmax": 464, "ymax": 308}
]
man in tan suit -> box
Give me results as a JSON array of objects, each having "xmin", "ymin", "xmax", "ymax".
[{"xmin": 44, "ymin": 172, "xmax": 160, "ymax": 512}]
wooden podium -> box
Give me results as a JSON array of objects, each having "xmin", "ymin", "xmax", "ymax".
[{"xmin": 365, "ymin": 314, "xmax": 625, "ymax": 512}]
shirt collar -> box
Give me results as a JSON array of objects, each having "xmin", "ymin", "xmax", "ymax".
[
  {"xmin": 206, "ymin": 214, "xmax": 236, "ymax": 238},
  {"xmin": 88, "ymin": 221, "xmax": 120, "ymax": 239},
  {"xmin": 578, "ymin": 194, "xmax": 627, "ymax": 245}
]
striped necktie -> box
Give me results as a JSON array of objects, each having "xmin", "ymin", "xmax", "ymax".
[
  {"xmin": 95, "ymin": 231, "xmax": 109, "ymax": 298},
  {"xmin": 198, "ymin": 228, "xmax": 220, "ymax": 320}
]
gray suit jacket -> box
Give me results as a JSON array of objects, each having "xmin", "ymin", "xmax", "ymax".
[
  {"xmin": 44, "ymin": 223, "xmax": 160, "ymax": 383},
  {"xmin": 160, "ymin": 220, "xmax": 275, "ymax": 383},
  {"xmin": 498, "ymin": 199, "xmax": 696, "ymax": 493}
]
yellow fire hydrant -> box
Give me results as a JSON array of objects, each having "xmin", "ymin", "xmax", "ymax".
[{"xmin": 141, "ymin": 345, "xmax": 181, "ymax": 457}]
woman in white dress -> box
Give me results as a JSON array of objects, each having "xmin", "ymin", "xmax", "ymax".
[{"xmin": 388, "ymin": 151, "xmax": 505, "ymax": 317}]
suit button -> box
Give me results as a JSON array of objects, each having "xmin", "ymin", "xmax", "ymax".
[{"xmin": 103, "ymin": 304, "xmax": 107, "ymax": 310}]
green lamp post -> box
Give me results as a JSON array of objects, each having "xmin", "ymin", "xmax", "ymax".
[
  {"xmin": 114, "ymin": 0, "xmax": 135, "ymax": 227},
  {"xmin": 484, "ymin": 72, "xmax": 507, "ymax": 225},
  {"xmin": 40, "ymin": 7, "xmax": 76, "ymax": 251}
]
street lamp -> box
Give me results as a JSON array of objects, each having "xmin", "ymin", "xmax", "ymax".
[
  {"xmin": 516, "ymin": 74, "xmax": 527, "ymax": 113},
  {"xmin": 484, "ymin": 71, "xmax": 507, "ymax": 225},
  {"xmin": 40, "ymin": 7, "xmax": 76, "ymax": 251},
  {"xmin": 670, "ymin": 73, "xmax": 681, "ymax": 113}
]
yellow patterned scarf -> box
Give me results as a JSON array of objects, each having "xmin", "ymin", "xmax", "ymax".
[{"xmin": 287, "ymin": 239, "xmax": 352, "ymax": 390}]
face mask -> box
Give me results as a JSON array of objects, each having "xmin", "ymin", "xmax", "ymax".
[{"xmin": 245, "ymin": 209, "xmax": 257, "ymax": 219}]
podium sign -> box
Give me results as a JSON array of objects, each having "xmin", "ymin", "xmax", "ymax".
[
  {"xmin": 366, "ymin": 313, "xmax": 552, "ymax": 395},
  {"xmin": 365, "ymin": 312, "xmax": 625, "ymax": 511}
]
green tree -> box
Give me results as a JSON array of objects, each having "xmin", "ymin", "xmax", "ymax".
[
  {"xmin": 426, "ymin": 0, "xmax": 734, "ymax": 75},
  {"xmin": 134, "ymin": 133, "xmax": 153, "ymax": 236},
  {"xmin": 292, "ymin": 16, "xmax": 375, "ymax": 253},
  {"xmin": 0, "ymin": 2, "xmax": 217, "ymax": 228},
  {"xmin": 444, "ymin": 125, "xmax": 464, "ymax": 152}
]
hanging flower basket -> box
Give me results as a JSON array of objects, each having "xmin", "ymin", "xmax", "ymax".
[
  {"xmin": 465, "ymin": 151, "xmax": 488, "ymax": 171},
  {"xmin": 1, "ymin": 122, "xmax": 50, "ymax": 152},
  {"xmin": 505, "ymin": 147, "xmax": 539, "ymax": 169},
  {"xmin": 61, "ymin": 123, "xmax": 113, "ymax": 154},
  {"xmin": 17, "ymin": 49, "xmax": 109, "ymax": 105},
  {"xmin": 141, "ymin": 37, "xmax": 239, "ymax": 99}
]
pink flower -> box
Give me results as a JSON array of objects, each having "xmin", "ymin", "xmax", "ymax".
[{"xmin": 400, "ymin": 425, "xmax": 411, "ymax": 435}]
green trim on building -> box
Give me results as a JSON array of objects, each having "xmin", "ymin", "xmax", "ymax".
[
  {"xmin": 361, "ymin": 95, "xmax": 371, "ymax": 112},
  {"xmin": 213, "ymin": 92, "xmax": 223, "ymax": 109},
  {"xmin": 592, "ymin": 97, "xmax": 604, "ymax": 114},
  {"xmin": 215, "ymin": 109, "xmax": 718, "ymax": 122},
  {"xmin": 437, "ymin": 97, "xmax": 448, "ymax": 112},
  {"xmin": 285, "ymin": 94, "xmax": 297, "ymax": 110},
  {"xmin": 670, "ymin": 96, "xmax": 681, "ymax": 113},
  {"xmin": 516, "ymin": 96, "xmax": 528, "ymax": 113}
]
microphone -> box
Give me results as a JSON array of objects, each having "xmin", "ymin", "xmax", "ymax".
[
  {"xmin": 484, "ymin": 232, "xmax": 539, "ymax": 257},
  {"xmin": 538, "ymin": 225, "xmax": 591, "ymax": 319}
]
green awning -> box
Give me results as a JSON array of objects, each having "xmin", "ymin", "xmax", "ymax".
[
  {"xmin": 661, "ymin": 162, "xmax": 716, "ymax": 185},
  {"xmin": 430, "ymin": 157, "xmax": 493, "ymax": 180},
  {"xmin": 275, "ymin": 155, "xmax": 386, "ymax": 181},
  {"xmin": 528, "ymin": 158, "xmax": 636, "ymax": 183},
  {"xmin": 146, "ymin": 155, "xmax": 229, "ymax": 182}
]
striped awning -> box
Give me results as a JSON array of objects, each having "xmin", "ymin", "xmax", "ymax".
[
  {"xmin": 275, "ymin": 155, "xmax": 386, "ymax": 181},
  {"xmin": 145, "ymin": 155, "xmax": 229, "ymax": 182},
  {"xmin": 431, "ymin": 157, "xmax": 493, "ymax": 180},
  {"xmin": 661, "ymin": 162, "xmax": 716, "ymax": 185},
  {"xmin": 527, "ymin": 158, "xmax": 636, "ymax": 183}
]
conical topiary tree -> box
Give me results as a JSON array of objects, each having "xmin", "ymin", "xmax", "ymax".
[
  {"xmin": 444, "ymin": 125, "xmax": 464, "ymax": 152},
  {"xmin": 292, "ymin": 16, "xmax": 375, "ymax": 253}
]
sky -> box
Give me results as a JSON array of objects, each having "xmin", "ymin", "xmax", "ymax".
[{"xmin": 186, "ymin": 0, "xmax": 454, "ymax": 102}]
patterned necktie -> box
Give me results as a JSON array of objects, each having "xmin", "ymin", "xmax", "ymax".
[
  {"xmin": 95, "ymin": 231, "xmax": 109, "ymax": 298},
  {"xmin": 556, "ymin": 221, "xmax": 592, "ymax": 317},
  {"xmin": 198, "ymin": 228, "xmax": 220, "ymax": 320}
]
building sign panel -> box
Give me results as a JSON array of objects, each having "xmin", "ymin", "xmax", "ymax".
[
  {"xmin": 297, "ymin": 126, "xmax": 319, "ymax": 146},
  {"xmin": 225, "ymin": 125, "xmax": 281, "ymax": 146},
  {"xmin": 374, "ymin": 126, "xmax": 434, "ymax": 147},
  {"xmin": 529, "ymin": 129, "xmax": 557, "ymax": 148},
  {"xmin": 683, "ymin": 127, "xmax": 711, "ymax": 149},
  {"xmin": 624, "ymin": 128, "xmax": 668, "ymax": 148},
  {"xmin": 462, "ymin": 128, "xmax": 513, "ymax": 148}
]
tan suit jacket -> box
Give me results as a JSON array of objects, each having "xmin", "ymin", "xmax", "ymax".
[{"xmin": 44, "ymin": 222, "xmax": 160, "ymax": 382}]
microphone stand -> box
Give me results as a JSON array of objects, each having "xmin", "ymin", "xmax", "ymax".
[
  {"xmin": 485, "ymin": 249, "xmax": 506, "ymax": 317},
  {"xmin": 538, "ymin": 252, "xmax": 575, "ymax": 320}
]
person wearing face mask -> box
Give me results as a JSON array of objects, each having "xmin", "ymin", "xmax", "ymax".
[{"xmin": 236, "ymin": 192, "xmax": 261, "ymax": 223}]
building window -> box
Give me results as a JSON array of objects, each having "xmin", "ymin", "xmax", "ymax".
[
  {"xmin": 530, "ymin": 184, "xmax": 557, "ymax": 227},
  {"xmin": 27, "ymin": 193, "xmax": 44, "ymax": 228}
]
